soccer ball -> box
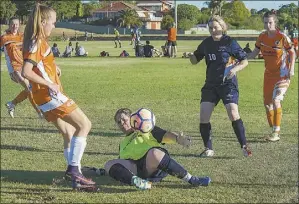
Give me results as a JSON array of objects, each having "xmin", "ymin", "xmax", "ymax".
[{"xmin": 130, "ymin": 108, "xmax": 156, "ymax": 133}]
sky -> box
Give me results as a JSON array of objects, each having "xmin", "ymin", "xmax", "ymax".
[{"xmin": 177, "ymin": 1, "xmax": 298, "ymax": 10}]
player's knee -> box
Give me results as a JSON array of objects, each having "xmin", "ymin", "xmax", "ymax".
[
  {"xmin": 273, "ymin": 99, "xmax": 281, "ymax": 108},
  {"xmin": 147, "ymin": 148, "xmax": 165, "ymax": 167},
  {"xmin": 228, "ymin": 109, "xmax": 240, "ymax": 121}
]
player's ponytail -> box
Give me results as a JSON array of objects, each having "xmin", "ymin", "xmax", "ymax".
[{"xmin": 23, "ymin": 4, "xmax": 55, "ymax": 54}]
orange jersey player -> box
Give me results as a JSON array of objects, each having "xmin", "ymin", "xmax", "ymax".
[
  {"xmin": 247, "ymin": 10, "xmax": 296, "ymax": 142},
  {"xmin": 0, "ymin": 17, "xmax": 41, "ymax": 118},
  {"xmin": 21, "ymin": 4, "xmax": 97, "ymax": 191}
]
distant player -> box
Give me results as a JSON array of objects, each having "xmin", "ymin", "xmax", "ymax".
[
  {"xmin": 247, "ymin": 10, "xmax": 296, "ymax": 142},
  {"xmin": 189, "ymin": 15, "xmax": 251, "ymax": 157},
  {"xmin": 114, "ymin": 28, "xmax": 121, "ymax": 48},
  {"xmin": 83, "ymin": 108, "xmax": 211, "ymax": 190},
  {"xmin": 0, "ymin": 17, "xmax": 42, "ymax": 118},
  {"xmin": 289, "ymin": 24, "xmax": 298, "ymax": 58},
  {"xmin": 167, "ymin": 23, "xmax": 177, "ymax": 58}
]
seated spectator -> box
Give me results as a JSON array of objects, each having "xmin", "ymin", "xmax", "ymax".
[
  {"xmin": 243, "ymin": 43, "xmax": 252, "ymax": 54},
  {"xmin": 161, "ymin": 41, "xmax": 169, "ymax": 57},
  {"xmin": 100, "ymin": 51, "xmax": 110, "ymax": 57},
  {"xmin": 75, "ymin": 42, "xmax": 88, "ymax": 57},
  {"xmin": 143, "ymin": 40, "xmax": 154, "ymax": 57},
  {"xmin": 120, "ymin": 50, "xmax": 129, "ymax": 57},
  {"xmin": 63, "ymin": 41, "xmax": 73, "ymax": 57},
  {"xmin": 51, "ymin": 43, "xmax": 61, "ymax": 57}
]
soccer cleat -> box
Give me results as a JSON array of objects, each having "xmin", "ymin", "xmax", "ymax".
[
  {"xmin": 72, "ymin": 181, "xmax": 100, "ymax": 192},
  {"xmin": 188, "ymin": 176, "xmax": 211, "ymax": 187},
  {"xmin": 265, "ymin": 132, "xmax": 280, "ymax": 142},
  {"xmin": 131, "ymin": 176, "xmax": 152, "ymax": 190},
  {"xmin": 37, "ymin": 112, "xmax": 44, "ymax": 119},
  {"xmin": 6, "ymin": 102, "xmax": 15, "ymax": 118},
  {"xmin": 242, "ymin": 145, "xmax": 252, "ymax": 157},
  {"xmin": 199, "ymin": 148, "xmax": 214, "ymax": 158}
]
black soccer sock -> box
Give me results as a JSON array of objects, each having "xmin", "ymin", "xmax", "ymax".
[
  {"xmin": 108, "ymin": 163, "xmax": 134, "ymax": 185},
  {"xmin": 157, "ymin": 154, "xmax": 188, "ymax": 179},
  {"xmin": 114, "ymin": 42, "xmax": 117, "ymax": 47},
  {"xmin": 200, "ymin": 123, "xmax": 212, "ymax": 149},
  {"xmin": 232, "ymin": 119, "xmax": 247, "ymax": 148}
]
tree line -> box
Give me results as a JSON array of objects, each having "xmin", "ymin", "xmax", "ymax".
[{"xmin": 1, "ymin": 0, "xmax": 298, "ymax": 31}]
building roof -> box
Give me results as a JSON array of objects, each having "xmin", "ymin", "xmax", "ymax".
[
  {"xmin": 136, "ymin": 0, "xmax": 173, "ymax": 6},
  {"xmin": 93, "ymin": 1, "xmax": 145, "ymax": 12}
]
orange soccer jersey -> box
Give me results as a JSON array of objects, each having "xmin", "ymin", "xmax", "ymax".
[
  {"xmin": 168, "ymin": 27, "xmax": 177, "ymax": 41},
  {"xmin": 255, "ymin": 30, "xmax": 292, "ymax": 105},
  {"xmin": 0, "ymin": 31, "xmax": 24, "ymax": 72},
  {"xmin": 23, "ymin": 40, "xmax": 77, "ymax": 122}
]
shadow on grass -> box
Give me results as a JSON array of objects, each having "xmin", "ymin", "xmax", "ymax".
[
  {"xmin": 1, "ymin": 170, "xmax": 137, "ymax": 193},
  {"xmin": 0, "ymin": 145, "xmax": 45, "ymax": 152},
  {"xmin": 171, "ymin": 153, "xmax": 236, "ymax": 159},
  {"xmin": 1, "ymin": 126, "xmax": 123, "ymax": 137},
  {"xmin": 211, "ymin": 181, "xmax": 296, "ymax": 188}
]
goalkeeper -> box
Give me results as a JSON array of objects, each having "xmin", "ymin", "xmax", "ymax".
[{"xmin": 83, "ymin": 108, "xmax": 211, "ymax": 190}]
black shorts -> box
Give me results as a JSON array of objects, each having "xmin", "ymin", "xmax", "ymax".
[
  {"xmin": 133, "ymin": 147, "xmax": 168, "ymax": 182},
  {"xmin": 167, "ymin": 40, "xmax": 177, "ymax": 46},
  {"xmin": 201, "ymin": 82, "xmax": 239, "ymax": 106},
  {"xmin": 115, "ymin": 36, "xmax": 120, "ymax": 41}
]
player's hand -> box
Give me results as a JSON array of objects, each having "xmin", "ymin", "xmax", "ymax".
[
  {"xmin": 48, "ymin": 83, "xmax": 60, "ymax": 95},
  {"xmin": 177, "ymin": 132, "xmax": 192, "ymax": 148},
  {"xmin": 56, "ymin": 66, "xmax": 62, "ymax": 77},
  {"xmin": 226, "ymin": 68, "xmax": 237, "ymax": 79}
]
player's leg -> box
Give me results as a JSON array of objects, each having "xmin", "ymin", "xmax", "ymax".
[
  {"xmin": 114, "ymin": 38, "xmax": 118, "ymax": 48},
  {"xmin": 145, "ymin": 148, "xmax": 211, "ymax": 186},
  {"xmin": 167, "ymin": 41, "xmax": 172, "ymax": 57},
  {"xmin": 104, "ymin": 159, "xmax": 151, "ymax": 189},
  {"xmin": 268, "ymin": 79, "xmax": 290, "ymax": 141},
  {"xmin": 222, "ymin": 84, "xmax": 251, "ymax": 156},
  {"xmin": 173, "ymin": 42, "xmax": 177, "ymax": 57},
  {"xmin": 52, "ymin": 118, "xmax": 76, "ymax": 167},
  {"xmin": 199, "ymin": 84, "xmax": 218, "ymax": 157},
  {"xmin": 59, "ymin": 107, "xmax": 95, "ymax": 186},
  {"xmin": 118, "ymin": 39, "xmax": 121, "ymax": 48}
]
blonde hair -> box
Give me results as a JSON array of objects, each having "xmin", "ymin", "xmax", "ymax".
[
  {"xmin": 23, "ymin": 4, "xmax": 55, "ymax": 53},
  {"xmin": 208, "ymin": 15, "xmax": 228, "ymax": 34}
]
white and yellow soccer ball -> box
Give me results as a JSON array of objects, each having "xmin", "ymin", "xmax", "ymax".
[{"xmin": 130, "ymin": 108, "xmax": 156, "ymax": 133}]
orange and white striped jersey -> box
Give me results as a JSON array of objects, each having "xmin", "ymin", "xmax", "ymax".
[
  {"xmin": 0, "ymin": 31, "xmax": 23, "ymax": 72},
  {"xmin": 255, "ymin": 30, "xmax": 292, "ymax": 77},
  {"xmin": 23, "ymin": 39, "xmax": 63, "ymax": 105}
]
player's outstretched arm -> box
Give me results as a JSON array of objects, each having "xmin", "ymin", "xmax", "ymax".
[
  {"xmin": 189, "ymin": 53, "xmax": 199, "ymax": 65},
  {"xmin": 247, "ymin": 47, "xmax": 260, "ymax": 59},
  {"xmin": 162, "ymin": 131, "xmax": 192, "ymax": 148}
]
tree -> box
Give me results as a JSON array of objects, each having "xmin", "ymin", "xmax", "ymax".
[
  {"xmin": 161, "ymin": 15, "xmax": 174, "ymax": 30},
  {"xmin": 257, "ymin": 8, "xmax": 270, "ymax": 15},
  {"xmin": 222, "ymin": 0, "xmax": 251, "ymax": 28},
  {"xmin": 76, "ymin": 2, "xmax": 83, "ymax": 17},
  {"xmin": 42, "ymin": 0, "xmax": 81, "ymax": 20},
  {"xmin": 243, "ymin": 15, "xmax": 264, "ymax": 30},
  {"xmin": 178, "ymin": 18, "xmax": 195, "ymax": 31},
  {"xmin": 12, "ymin": 0, "xmax": 35, "ymax": 23},
  {"xmin": 0, "ymin": 0, "xmax": 17, "ymax": 23},
  {"xmin": 118, "ymin": 9, "xmax": 142, "ymax": 28},
  {"xmin": 205, "ymin": 0, "xmax": 226, "ymax": 15},
  {"xmin": 83, "ymin": 1, "xmax": 101, "ymax": 17},
  {"xmin": 250, "ymin": 9, "xmax": 257, "ymax": 15},
  {"xmin": 278, "ymin": 3, "xmax": 298, "ymax": 29}
]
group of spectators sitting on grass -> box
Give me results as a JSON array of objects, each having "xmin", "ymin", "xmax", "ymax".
[{"xmin": 51, "ymin": 41, "xmax": 88, "ymax": 58}]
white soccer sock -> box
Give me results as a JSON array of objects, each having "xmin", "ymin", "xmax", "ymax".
[
  {"xmin": 182, "ymin": 172, "xmax": 192, "ymax": 182},
  {"xmin": 63, "ymin": 148, "xmax": 70, "ymax": 166},
  {"xmin": 69, "ymin": 136, "xmax": 87, "ymax": 168}
]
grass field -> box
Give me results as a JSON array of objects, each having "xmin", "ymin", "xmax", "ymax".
[{"xmin": 1, "ymin": 41, "xmax": 298, "ymax": 203}]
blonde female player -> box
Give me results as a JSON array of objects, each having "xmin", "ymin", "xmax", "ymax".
[
  {"xmin": 21, "ymin": 4, "xmax": 96, "ymax": 190},
  {"xmin": 0, "ymin": 17, "xmax": 42, "ymax": 118},
  {"xmin": 247, "ymin": 10, "xmax": 296, "ymax": 142}
]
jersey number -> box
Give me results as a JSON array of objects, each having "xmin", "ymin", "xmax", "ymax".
[{"xmin": 208, "ymin": 54, "xmax": 216, "ymax": 60}]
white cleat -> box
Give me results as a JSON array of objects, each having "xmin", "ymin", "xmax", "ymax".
[{"xmin": 6, "ymin": 102, "xmax": 15, "ymax": 118}]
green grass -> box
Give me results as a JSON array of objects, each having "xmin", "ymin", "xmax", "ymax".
[{"xmin": 1, "ymin": 41, "xmax": 298, "ymax": 203}]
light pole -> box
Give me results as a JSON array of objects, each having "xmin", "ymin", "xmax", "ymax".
[{"xmin": 174, "ymin": 0, "xmax": 177, "ymax": 28}]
